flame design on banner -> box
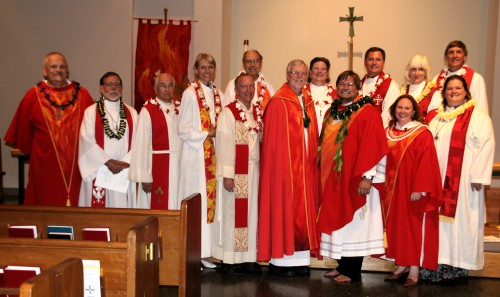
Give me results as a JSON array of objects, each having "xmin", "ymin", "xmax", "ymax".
[{"xmin": 134, "ymin": 19, "xmax": 192, "ymax": 111}]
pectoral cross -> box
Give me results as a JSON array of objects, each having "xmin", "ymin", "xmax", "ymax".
[{"xmin": 339, "ymin": 7, "xmax": 363, "ymax": 70}]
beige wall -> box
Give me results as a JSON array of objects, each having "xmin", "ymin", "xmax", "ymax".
[{"xmin": 0, "ymin": 0, "xmax": 498, "ymax": 189}]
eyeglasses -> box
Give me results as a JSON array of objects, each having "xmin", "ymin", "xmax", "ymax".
[
  {"xmin": 244, "ymin": 59, "xmax": 261, "ymax": 64},
  {"xmin": 103, "ymin": 82, "xmax": 122, "ymax": 88},
  {"xmin": 288, "ymin": 71, "xmax": 307, "ymax": 76},
  {"xmin": 312, "ymin": 67, "xmax": 328, "ymax": 72},
  {"xmin": 338, "ymin": 82, "xmax": 355, "ymax": 87}
]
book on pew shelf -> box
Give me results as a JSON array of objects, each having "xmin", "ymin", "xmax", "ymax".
[
  {"xmin": 46, "ymin": 225, "xmax": 74, "ymax": 240},
  {"xmin": 7, "ymin": 225, "xmax": 38, "ymax": 238},
  {"xmin": 83, "ymin": 260, "xmax": 101, "ymax": 297},
  {"xmin": 81, "ymin": 228, "xmax": 110, "ymax": 241},
  {"xmin": 3, "ymin": 265, "xmax": 41, "ymax": 288}
]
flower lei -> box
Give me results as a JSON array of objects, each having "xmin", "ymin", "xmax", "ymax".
[
  {"xmin": 360, "ymin": 73, "xmax": 390, "ymax": 97},
  {"xmin": 145, "ymin": 97, "xmax": 180, "ymax": 115},
  {"xmin": 306, "ymin": 84, "xmax": 335, "ymax": 108},
  {"xmin": 191, "ymin": 80, "xmax": 222, "ymax": 120},
  {"xmin": 257, "ymin": 81, "xmax": 268, "ymax": 104},
  {"xmin": 435, "ymin": 65, "xmax": 468, "ymax": 90},
  {"xmin": 400, "ymin": 81, "xmax": 436, "ymax": 104},
  {"xmin": 96, "ymin": 96, "xmax": 127, "ymax": 139},
  {"xmin": 235, "ymin": 101, "xmax": 263, "ymax": 135},
  {"xmin": 38, "ymin": 81, "xmax": 80, "ymax": 109},
  {"xmin": 435, "ymin": 98, "xmax": 476, "ymax": 121},
  {"xmin": 319, "ymin": 95, "xmax": 372, "ymax": 172}
]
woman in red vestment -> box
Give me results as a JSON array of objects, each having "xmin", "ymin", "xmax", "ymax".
[{"xmin": 383, "ymin": 95, "xmax": 443, "ymax": 286}]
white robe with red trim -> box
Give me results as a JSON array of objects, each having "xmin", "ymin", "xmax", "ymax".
[
  {"xmin": 78, "ymin": 100, "xmax": 138, "ymax": 208},
  {"xmin": 211, "ymin": 104, "xmax": 260, "ymax": 264}
]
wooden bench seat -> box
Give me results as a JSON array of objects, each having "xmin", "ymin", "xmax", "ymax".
[
  {"xmin": 0, "ymin": 193, "xmax": 201, "ymax": 297},
  {"xmin": 0, "ymin": 216, "xmax": 159, "ymax": 297}
]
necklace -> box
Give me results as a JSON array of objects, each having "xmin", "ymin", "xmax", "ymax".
[
  {"xmin": 435, "ymin": 65, "xmax": 468, "ymax": 90},
  {"xmin": 38, "ymin": 81, "xmax": 81, "ymax": 119},
  {"xmin": 235, "ymin": 101, "xmax": 263, "ymax": 135},
  {"xmin": 191, "ymin": 80, "xmax": 222, "ymax": 120},
  {"xmin": 305, "ymin": 84, "xmax": 335, "ymax": 117},
  {"xmin": 96, "ymin": 97, "xmax": 127, "ymax": 139},
  {"xmin": 257, "ymin": 80, "xmax": 269, "ymax": 104},
  {"xmin": 319, "ymin": 95, "xmax": 372, "ymax": 173},
  {"xmin": 386, "ymin": 123, "xmax": 425, "ymax": 142},
  {"xmin": 432, "ymin": 119, "xmax": 450, "ymax": 141},
  {"xmin": 400, "ymin": 81, "xmax": 436, "ymax": 104},
  {"xmin": 145, "ymin": 98, "xmax": 180, "ymax": 114},
  {"xmin": 435, "ymin": 99, "xmax": 476, "ymax": 121},
  {"xmin": 360, "ymin": 72, "xmax": 390, "ymax": 99}
]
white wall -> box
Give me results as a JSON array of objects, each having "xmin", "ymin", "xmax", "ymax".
[{"xmin": 229, "ymin": 0, "xmax": 489, "ymax": 93}]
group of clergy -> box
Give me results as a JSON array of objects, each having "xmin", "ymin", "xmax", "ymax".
[{"xmin": 4, "ymin": 40, "xmax": 494, "ymax": 286}]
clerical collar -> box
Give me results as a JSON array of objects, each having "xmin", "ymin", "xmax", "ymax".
[{"xmin": 396, "ymin": 121, "xmax": 418, "ymax": 130}]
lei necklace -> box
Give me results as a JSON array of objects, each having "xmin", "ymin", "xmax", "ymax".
[
  {"xmin": 400, "ymin": 81, "xmax": 436, "ymax": 104},
  {"xmin": 145, "ymin": 98, "xmax": 180, "ymax": 114},
  {"xmin": 435, "ymin": 65, "xmax": 468, "ymax": 89},
  {"xmin": 38, "ymin": 81, "xmax": 80, "ymax": 119},
  {"xmin": 386, "ymin": 123, "xmax": 425, "ymax": 142},
  {"xmin": 306, "ymin": 84, "xmax": 335, "ymax": 114},
  {"xmin": 435, "ymin": 98, "xmax": 476, "ymax": 121},
  {"xmin": 257, "ymin": 81, "xmax": 268, "ymax": 104},
  {"xmin": 191, "ymin": 80, "xmax": 222, "ymax": 119},
  {"xmin": 319, "ymin": 95, "xmax": 372, "ymax": 172},
  {"xmin": 360, "ymin": 73, "xmax": 390, "ymax": 97},
  {"xmin": 96, "ymin": 97, "xmax": 127, "ymax": 140},
  {"xmin": 235, "ymin": 101, "xmax": 263, "ymax": 135}
]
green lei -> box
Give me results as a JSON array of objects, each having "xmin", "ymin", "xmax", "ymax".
[
  {"xmin": 318, "ymin": 95, "xmax": 372, "ymax": 173},
  {"xmin": 96, "ymin": 96, "xmax": 127, "ymax": 140}
]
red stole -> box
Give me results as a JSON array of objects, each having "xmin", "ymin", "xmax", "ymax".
[
  {"xmin": 361, "ymin": 72, "xmax": 392, "ymax": 113},
  {"xmin": 192, "ymin": 80, "xmax": 219, "ymax": 223},
  {"xmin": 427, "ymin": 106, "xmax": 474, "ymax": 219},
  {"xmin": 435, "ymin": 67, "xmax": 475, "ymax": 91},
  {"xmin": 92, "ymin": 105, "xmax": 134, "ymax": 207},
  {"xmin": 226, "ymin": 101, "xmax": 254, "ymax": 251},
  {"xmin": 145, "ymin": 103, "xmax": 171, "ymax": 209}
]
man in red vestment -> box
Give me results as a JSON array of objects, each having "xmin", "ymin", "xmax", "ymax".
[
  {"xmin": 4, "ymin": 52, "xmax": 94, "ymax": 206},
  {"xmin": 258, "ymin": 59, "xmax": 319, "ymax": 277},
  {"xmin": 317, "ymin": 70, "xmax": 388, "ymax": 282}
]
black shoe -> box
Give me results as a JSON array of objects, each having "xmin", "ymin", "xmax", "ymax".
[
  {"xmin": 242, "ymin": 262, "xmax": 262, "ymax": 275},
  {"xmin": 268, "ymin": 263, "xmax": 296, "ymax": 277},
  {"xmin": 292, "ymin": 266, "xmax": 310, "ymax": 276},
  {"xmin": 218, "ymin": 263, "xmax": 244, "ymax": 275}
]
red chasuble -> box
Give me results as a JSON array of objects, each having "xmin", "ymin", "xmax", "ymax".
[
  {"xmin": 257, "ymin": 83, "xmax": 320, "ymax": 262},
  {"xmin": 317, "ymin": 101, "xmax": 388, "ymax": 234},
  {"xmin": 4, "ymin": 81, "xmax": 93, "ymax": 206},
  {"xmin": 383, "ymin": 125, "xmax": 443, "ymax": 269},
  {"xmin": 92, "ymin": 103, "xmax": 134, "ymax": 207}
]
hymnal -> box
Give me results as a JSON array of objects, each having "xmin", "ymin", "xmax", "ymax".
[
  {"xmin": 81, "ymin": 228, "xmax": 110, "ymax": 242},
  {"xmin": 3, "ymin": 265, "xmax": 41, "ymax": 288},
  {"xmin": 46, "ymin": 225, "xmax": 74, "ymax": 240},
  {"xmin": 7, "ymin": 225, "xmax": 37, "ymax": 238}
]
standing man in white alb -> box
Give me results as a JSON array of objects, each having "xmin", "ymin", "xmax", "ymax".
[
  {"xmin": 225, "ymin": 49, "xmax": 274, "ymax": 111},
  {"xmin": 129, "ymin": 73, "xmax": 182, "ymax": 210},
  {"xmin": 78, "ymin": 72, "xmax": 138, "ymax": 208},
  {"xmin": 360, "ymin": 47, "xmax": 400, "ymax": 127},
  {"xmin": 428, "ymin": 40, "xmax": 489, "ymax": 114},
  {"xmin": 178, "ymin": 53, "xmax": 228, "ymax": 269}
]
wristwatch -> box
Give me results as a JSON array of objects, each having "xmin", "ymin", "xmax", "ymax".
[{"xmin": 362, "ymin": 175, "xmax": 374, "ymax": 181}]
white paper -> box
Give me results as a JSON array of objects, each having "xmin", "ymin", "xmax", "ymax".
[
  {"xmin": 94, "ymin": 165, "xmax": 129, "ymax": 193},
  {"xmin": 82, "ymin": 260, "xmax": 101, "ymax": 297}
]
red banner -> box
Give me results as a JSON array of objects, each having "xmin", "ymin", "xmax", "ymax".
[{"xmin": 134, "ymin": 19, "xmax": 192, "ymax": 110}]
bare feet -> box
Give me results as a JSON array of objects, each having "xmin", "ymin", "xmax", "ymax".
[
  {"xmin": 324, "ymin": 269, "xmax": 340, "ymax": 277},
  {"xmin": 334, "ymin": 274, "xmax": 352, "ymax": 282}
]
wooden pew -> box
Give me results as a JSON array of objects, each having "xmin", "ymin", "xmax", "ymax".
[
  {"xmin": 0, "ymin": 193, "xmax": 201, "ymax": 297},
  {"xmin": 19, "ymin": 258, "xmax": 84, "ymax": 297},
  {"xmin": 0, "ymin": 216, "xmax": 159, "ymax": 297}
]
